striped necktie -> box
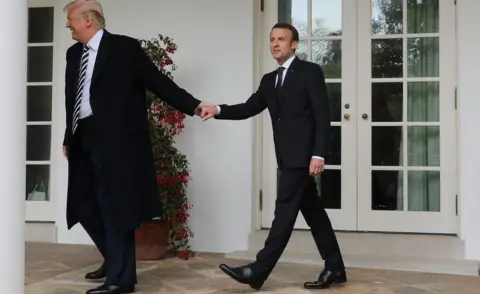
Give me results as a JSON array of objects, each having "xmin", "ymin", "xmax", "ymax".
[{"xmin": 72, "ymin": 44, "xmax": 90, "ymax": 134}]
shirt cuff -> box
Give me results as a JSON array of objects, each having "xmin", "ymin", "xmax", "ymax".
[
  {"xmin": 312, "ymin": 156, "xmax": 324, "ymax": 160},
  {"xmin": 216, "ymin": 105, "xmax": 221, "ymax": 115}
]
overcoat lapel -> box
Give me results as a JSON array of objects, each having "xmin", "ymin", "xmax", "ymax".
[{"xmin": 67, "ymin": 43, "xmax": 83, "ymax": 106}]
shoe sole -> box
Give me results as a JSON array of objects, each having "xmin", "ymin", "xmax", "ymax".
[
  {"xmin": 304, "ymin": 279, "xmax": 347, "ymax": 289},
  {"xmin": 86, "ymin": 287, "xmax": 135, "ymax": 294},
  {"xmin": 85, "ymin": 277, "xmax": 106, "ymax": 281},
  {"xmin": 249, "ymin": 283, "xmax": 262, "ymax": 291}
]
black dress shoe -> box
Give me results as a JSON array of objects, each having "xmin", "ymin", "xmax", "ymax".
[
  {"xmin": 219, "ymin": 264, "xmax": 264, "ymax": 290},
  {"xmin": 86, "ymin": 283, "xmax": 135, "ymax": 294},
  {"xmin": 85, "ymin": 262, "xmax": 106, "ymax": 280},
  {"xmin": 304, "ymin": 268, "xmax": 347, "ymax": 289}
]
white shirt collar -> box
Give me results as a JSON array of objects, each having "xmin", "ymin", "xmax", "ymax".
[
  {"xmin": 86, "ymin": 29, "xmax": 104, "ymax": 50},
  {"xmin": 278, "ymin": 55, "xmax": 296, "ymax": 70}
]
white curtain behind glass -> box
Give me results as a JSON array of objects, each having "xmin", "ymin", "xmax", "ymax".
[{"xmin": 399, "ymin": 0, "xmax": 440, "ymax": 212}]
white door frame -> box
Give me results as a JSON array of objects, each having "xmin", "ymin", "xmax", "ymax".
[{"xmin": 260, "ymin": 0, "xmax": 458, "ymax": 234}]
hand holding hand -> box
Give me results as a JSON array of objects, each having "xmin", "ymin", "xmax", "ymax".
[
  {"xmin": 195, "ymin": 103, "xmax": 218, "ymax": 121},
  {"xmin": 309, "ymin": 158, "xmax": 325, "ymax": 176},
  {"xmin": 194, "ymin": 103, "xmax": 204, "ymax": 117}
]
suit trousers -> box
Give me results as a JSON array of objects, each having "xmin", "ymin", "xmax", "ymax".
[
  {"xmin": 252, "ymin": 167, "xmax": 345, "ymax": 278},
  {"xmin": 74, "ymin": 116, "xmax": 137, "ymax": 286}
]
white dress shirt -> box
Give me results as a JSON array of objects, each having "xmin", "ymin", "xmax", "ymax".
[
  {"xmin": 217, "ymin": 54, "xmax": 324, "ymax": 161},
  {"xmin": 78, "ymin": 29, "xmax": 104, "ymax": 119}
]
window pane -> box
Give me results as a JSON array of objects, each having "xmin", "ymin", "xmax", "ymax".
[
  {"xmin": 27, "ymin": 46, "xmax": 53, "ymax": 82},
  {"xmin": 372, "ymin": 39, "xmax": 403, "ymax": 78},
  {"xmin": 407, "ymin": 0, "xmax": 439, "ymax": 34},
  {"xmin": 312, "ymin": 40, "xmax": 341, "ymax": 78},
  {"xmin": 28, "ymin": 7, "xmax": 54, "ymax": 43},
  {"xmin": 407, "ymin": 82, "xmax": 439, "ymax": 122},
  {"xmin": 407, "ymin": 126, "xmax": 440, "ymax": 167},
  {"xmin": 408, "ymin": 171, "xmax": 440, "ymax": 212},
  {"xmin": 26, "ymin": 125, "xmax": 51, "ymax": 161},
  {"xmin": 372, "ymin": 83, "xmax": 403, "ymax": 122},
  {"xmin": 279, "ymin": 0, "xmax": 308, "ymax": 37},
  {"xmin": 327, "ymin": 83, "xmax": 341, "ymax": 122},
  {"xmin": 372, "ymin": 0, "xmax": 403, "ymax": 35},
  {"xmin": 372, "ymin": 126, "xmax": 403, "ymax": 166},
  {"xmin": 372, "ymin": 170, "xmax": 403, "ymax": 211},
  {"xmin": 27, "ymin": 86, "xmax": 52, "ymax": 122},
  {"xmin": 26, "ymin": 165, "xmax": 50, "ymax": 201},
  {"xmin": 295, "ymin": 40, "xmax": 308, "ymax": 60},
  {"xmin": 312, "ymin": 0, "xmax": 342, "ymax": 36},
  {"xmin": 407, "ymin": 37, "xmax": 439, "ymax": 77}
]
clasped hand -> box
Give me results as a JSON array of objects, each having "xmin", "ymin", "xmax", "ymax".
[{"xmin": 194, "ymin": 103, "xmax": 218, "ymax": 121}]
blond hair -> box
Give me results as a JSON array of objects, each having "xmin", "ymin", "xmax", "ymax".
[{"xmin": 63, "ymin": 0, "xmax": 106, "ymax": 29}]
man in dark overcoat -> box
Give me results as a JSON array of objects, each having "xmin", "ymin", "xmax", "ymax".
[{"xmin": 62, "ymin": 1, "xmax": 204, "ymax": 293}]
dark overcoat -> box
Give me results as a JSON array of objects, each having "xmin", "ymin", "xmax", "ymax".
[{"xmin": 63, "ymin": 30, "xmax": 200, "ymax": 231}]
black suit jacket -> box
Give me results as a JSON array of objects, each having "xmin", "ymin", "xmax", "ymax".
[
  {"xmin": 215, "ymin": 57, "xmax": 330, "ymax": 169},
  {"xmin": 63, "ymin": 30, "xmax": 201, "ymax": 230}
]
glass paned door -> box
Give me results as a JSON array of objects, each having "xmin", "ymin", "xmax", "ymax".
[
  {"xmin": 356, "ymin": 0, "xmax": 457, "ymax": 233},
  {"xmin": 261, "ymin": 0, "xmax": 359, "ymax": 230},
  {"xmin": 25, "ymin": 2, "xmax": 56, "ymax": 221}
]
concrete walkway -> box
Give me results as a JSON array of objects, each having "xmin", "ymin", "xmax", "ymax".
[{"xmin": 26, "ymin": 242, "xmax": 480, "ymax": 293}]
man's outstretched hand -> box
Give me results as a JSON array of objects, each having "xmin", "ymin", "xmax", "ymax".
[{"xmin": 195, "ymin": 103, "xmax": 218, "ymax": 121}]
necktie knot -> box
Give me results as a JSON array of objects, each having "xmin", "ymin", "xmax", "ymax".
[{"xmin": 277, "ymin": 66, "xmax": 285, "ymax": 74}]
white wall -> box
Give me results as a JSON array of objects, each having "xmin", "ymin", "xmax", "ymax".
[
  {"xmin": 457, "ymin": 0, "xmax": 480, "ymax": 260},
  {"xmin": 53, "ymin": 0, "xmax": 255, "ymax": 253}
]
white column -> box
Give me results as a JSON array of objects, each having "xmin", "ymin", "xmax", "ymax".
[
  {"xmin": 0, "ymin": 0, "xmax": 27, "ymax": 292},
  {"xmin": 458, "ymin": 0, "xmax": 480, "ymax": 261}
]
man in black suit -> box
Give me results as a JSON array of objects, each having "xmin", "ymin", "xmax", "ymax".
[
  {"xmin": 199, "ymin": 23, "xmax": 346, "ymax": 290},
  {"xmin": 62, "ymin": 1, "xmax": 204, "ymax": 293}
]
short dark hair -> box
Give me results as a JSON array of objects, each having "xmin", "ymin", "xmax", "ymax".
[{"xmin": 271, "ymin": 22, "xmax": 299, "ymax": 43}]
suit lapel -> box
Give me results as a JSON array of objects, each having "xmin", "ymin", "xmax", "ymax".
[{"xmin": 90, "ymin": 30, "xmax": 110, "ymax": 89}]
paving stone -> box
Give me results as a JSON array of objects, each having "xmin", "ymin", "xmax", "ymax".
[{"xmin": 25, "ymin": 242, "xmax": 480, "ymax": 293}]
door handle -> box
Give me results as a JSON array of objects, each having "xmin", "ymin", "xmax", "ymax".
[
  {"xmin": 362, "ymin": 113, "xmax": 368, "ymax": 119},
  {"xmin": 344, "ymin": 113, "xmax": 350, "ymax": 120}
]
